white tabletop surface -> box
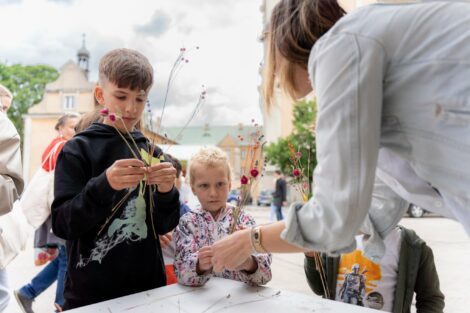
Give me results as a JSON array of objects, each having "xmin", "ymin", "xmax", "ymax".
[{"xmin": 67, "ymin": 277, "xmax": 382, "ymax": 313}]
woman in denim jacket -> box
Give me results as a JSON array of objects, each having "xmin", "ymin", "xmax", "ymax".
[{"xmin": 212, "ymin": 0, "xmax": 470, "ymax": 271}]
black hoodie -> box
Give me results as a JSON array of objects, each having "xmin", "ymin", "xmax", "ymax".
[{"xmin": 51, "ymin": 123, "xmax": 180, "ymax": 310}]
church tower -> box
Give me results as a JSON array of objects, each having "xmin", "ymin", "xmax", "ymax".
[{"xmin": 77, "ymin": 33, "xmax": 90, "ymax": 79}]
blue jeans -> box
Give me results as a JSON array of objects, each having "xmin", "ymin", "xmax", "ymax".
[
  {"xmin": 19, "ymin": 245, "xmax": 67, "ymax": 307},
  {"xmin": 271, "ymin": 204, "xmax": 283, "ymax": 221}
]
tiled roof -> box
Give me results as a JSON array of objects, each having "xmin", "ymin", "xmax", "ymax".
[{"xmin": 161, "ymin": 125, "xmax": 262, "ymax": 146}]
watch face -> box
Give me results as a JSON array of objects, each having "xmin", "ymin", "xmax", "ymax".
[{"xmin": 254, "ymin": 232, "xmax": 260, "ymax": 240}]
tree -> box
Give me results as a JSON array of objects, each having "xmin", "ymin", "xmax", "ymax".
[
  {"xmin": 264, "ymin": 99, "xmax": 317, "ymax": 195},
  {"xmin": 0, "ymin": 63, "xmax": 59, "ymax": 139}
]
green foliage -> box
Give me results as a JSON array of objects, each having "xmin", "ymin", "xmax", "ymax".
[
  {"xmin": 264, "ymin": 99, "xmax": 317, "ymax": 189},
  {"xmin": 0, "ymin": 63, "xmax": 59, "ymax": 139}
]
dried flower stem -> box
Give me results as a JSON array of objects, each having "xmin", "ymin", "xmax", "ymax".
[
  {"xmin": 97, "ymin": 189, "xmax": 133, "ymax": 237},
  {"xmin": 314, "ymin": 252, "xmax": 330, "ymax": 299},
  {"xmin": 230, "ymin": 123, "xmax": 265, "ymax": 233},
  {"xmin": 113, "ymin": 125, "xmax": 140, "ymax": 160},
  {"xmin": 148, "ymin": 184, "xmax": 158, "ymax": 239}
]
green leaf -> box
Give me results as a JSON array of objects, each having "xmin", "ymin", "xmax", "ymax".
[{"xmin": 140, "ymin": 148, "xmax": 163, "ymax": 166}]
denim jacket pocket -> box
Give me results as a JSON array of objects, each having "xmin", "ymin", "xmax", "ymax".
[{"xmin": 435, "ymin": 102, "xmax": 470, "ymax": 127}]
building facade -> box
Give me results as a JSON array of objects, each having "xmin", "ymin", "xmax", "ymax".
[
  {"xmin": 163, "ymin": 124, "xmax": 264, "ymax": 193},
  {"xmin": 23, "ymin": 42, "xmax": 94, "ymax": 182}
]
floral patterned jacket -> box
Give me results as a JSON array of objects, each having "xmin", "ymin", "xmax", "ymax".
[{"xmin": 174, "ymin": 204, "xmax": 272, "ymax": 286}]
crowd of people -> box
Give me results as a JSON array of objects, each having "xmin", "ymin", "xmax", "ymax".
[{"xmin": 1, "ymin": 0, "xmax": 470, "ymax": 312}]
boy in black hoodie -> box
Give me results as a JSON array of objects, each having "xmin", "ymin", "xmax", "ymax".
[{"xmin": 51, "ymin": 48, "xmax": 180, "ymax": 310}]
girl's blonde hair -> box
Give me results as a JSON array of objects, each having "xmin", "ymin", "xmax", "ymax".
[
  {"xmin": 189, "ymin": 147, "xmax": 232, "ymax": 185},
  {"xmin": 263, "ymin": 0, "xmax": 345, "ymax": 106}
]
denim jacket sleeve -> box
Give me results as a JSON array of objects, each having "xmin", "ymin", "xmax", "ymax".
[{"xmin": 281, "ymin": 33, "xmax": 387, "ymax": 255}]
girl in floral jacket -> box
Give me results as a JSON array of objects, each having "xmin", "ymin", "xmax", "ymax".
[{"xmin": 174, "ymin": 147, "xmax": 271, "ymax": 286}]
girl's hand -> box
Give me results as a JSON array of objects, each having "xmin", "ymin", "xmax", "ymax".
[
  {"xmin": 196, "ymin": 246, "xmax": 213, "ymax": 274},
  {"xmin": 211, "ymin": 228, "xmax": 252, "ymax": 272},
  {"xmin": 235, "ymin": 255, "xmax": 258, "ymax": 273},
  {"xmin": 159, "ymin": 232, "xmax": 173, "ymax": 249},
  {"xmin": 147, "ymin": 162, "xmax": 176, "ymax": 193},
  {"xmin": 106, "ymin": 159, "xmax": 146, "ymax": 190}
]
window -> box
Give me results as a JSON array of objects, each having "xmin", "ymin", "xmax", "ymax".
[{"xmin": 64, "ymin": 95, "xmax": 75, "ymax": 110}]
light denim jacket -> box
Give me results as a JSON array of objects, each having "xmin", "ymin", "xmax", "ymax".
[{"xmin": 281, "ymin": 1, "xmax": 470, "ymax": 260}]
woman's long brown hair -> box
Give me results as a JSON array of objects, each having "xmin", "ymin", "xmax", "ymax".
[{"xmin": 263, "ymin": 0, "xmax": 346, "ymax": 106}]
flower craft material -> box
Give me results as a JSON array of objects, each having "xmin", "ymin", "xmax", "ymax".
[
  {"xmin": 287, "ymin": 141, "xmax": 311, "ymax": 202},
  {"xmin": 287, "ymin": 141, "xmax": 329, "ymax": 299},
  {"xmin": 230, "ymin": 120, "xmax": 266, "ymax": 234},
  {"xmin": 97, "ymin": 107, "xmax": 164, "ymax": 240}
]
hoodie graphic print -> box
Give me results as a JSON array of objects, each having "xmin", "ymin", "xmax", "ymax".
[{"xmin": 77, "ymin": 193, "xmax": 148, "ymax": 267}]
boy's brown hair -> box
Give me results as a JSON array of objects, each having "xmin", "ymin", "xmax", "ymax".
[{"xmin": 99, "ymin": 48, "xmax": 154, "ymax": 91}]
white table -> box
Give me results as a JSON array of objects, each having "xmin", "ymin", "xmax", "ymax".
[{"xmin": 67, "ymin": 278, "xmax": 381, "ymax": 313}]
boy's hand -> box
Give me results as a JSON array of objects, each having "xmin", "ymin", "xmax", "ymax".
[
  {"xmin": 146, "ymin": 162, "xmax": 176, "ymax": 193},
  {"xmin": 106, "ymin": 159, "xmax": 146, "ymax": 191},
  {"xmin": 196, "ymin": 246, "xmax": 213, "ymax": 274},
  {"xmin": 159, "ymin": 232, "xmax": 173, "ymax": 249}
]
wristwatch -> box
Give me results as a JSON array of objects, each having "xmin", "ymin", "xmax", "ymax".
[{"xmin": 251, "ymin": 226, "xmax": 267, "ymax": 253}]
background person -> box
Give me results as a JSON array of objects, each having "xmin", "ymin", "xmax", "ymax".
[
  {"xmin": 271, "ymin": 170, "xmax": 287, "ymax": 221},
  {"xmin": 0, "ymin": 84, "xmax": 24, "ymax": 312},
  {"xmin": 15, "ymin": 113, "xmax": 79, "ymax": 313}
]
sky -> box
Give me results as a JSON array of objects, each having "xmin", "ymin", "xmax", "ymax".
[{"xmin": 0, "ymin": 0, "xmax": 265, "ymax": 128}]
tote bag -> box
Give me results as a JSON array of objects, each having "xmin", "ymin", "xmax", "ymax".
[
  {"xmin": 20, "ymin": 141, "xmax": 63, "ymax": 229},
  {"xmin": 0, "ymin": 201, "xmax": 33, "ymax": 269}
]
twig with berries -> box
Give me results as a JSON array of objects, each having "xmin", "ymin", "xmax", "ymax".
[
  {"xmin": 287, "ymin": 141, "xmax": 329, "ymax": 299},
  {"xmin": 230, "ymin": 120, "xmax": 265, "ymax": 234}
]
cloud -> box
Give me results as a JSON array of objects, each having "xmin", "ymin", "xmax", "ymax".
[
  {"xmin": 0, "ymin": 0, "xmax": 21, "ymax": 4},
  {"xmin": 47, "ymin": 0, "xmax": 74, "ymax": 4},
  {"xmin": 135, "ymin": 10, "xmax": 171, "ymax": 38},
  {"xmin": 0, "ymin": 0, "xmax": 264, "ymax": 128}
]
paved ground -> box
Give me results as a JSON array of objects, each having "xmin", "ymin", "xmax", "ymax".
[{"xmin": 4, "ymin": 206, "xmax": 470, "ymax": 312}]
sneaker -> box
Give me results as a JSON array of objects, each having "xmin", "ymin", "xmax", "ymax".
[{"xmin": 13, "ymin": 290, "xmax": 34, "ymax": 313}]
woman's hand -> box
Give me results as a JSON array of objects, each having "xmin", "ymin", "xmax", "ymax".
[
  {"xmin": 106, "ymin": 159, "xmax": 146, "ymax": 191},
  {"xmin": 211, "ymin": 228, "xmax": 252, "ymax": 272},
  {"xmin": 196, "ymin": 246, "xmax": 213, "ymax": 275},
  {"xmin": 147, "ymin": 162, "xmax": 176, "ymax": 193}
]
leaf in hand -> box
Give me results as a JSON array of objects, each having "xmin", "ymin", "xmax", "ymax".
[{"xmin": 139, "ymin": 148, "xmax": 164, "ymax": 167}]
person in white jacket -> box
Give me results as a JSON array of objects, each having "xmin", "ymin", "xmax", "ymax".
[{"xmin": 0, "ymin": 84, "xmax": 24, "ymax": 311}]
